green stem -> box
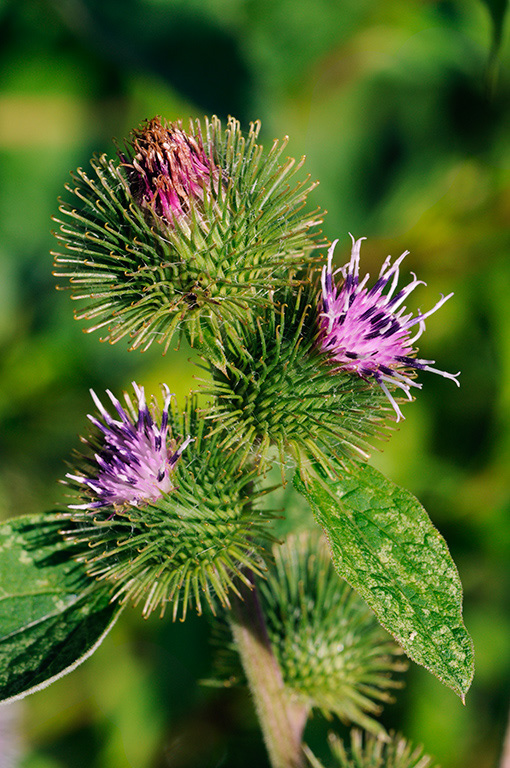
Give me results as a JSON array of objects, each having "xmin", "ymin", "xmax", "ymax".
[{"xmin": 230, "ymin": 573, "xmax": 307, "ymax": 768}]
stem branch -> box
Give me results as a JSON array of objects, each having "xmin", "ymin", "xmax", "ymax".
[
  {"xmin": 230, "ymin": 573, "xmax": 307, "ymax": 768},
  {"xmin": 500, "ymin": 702, "xmax": 510, "ymax": 768}
]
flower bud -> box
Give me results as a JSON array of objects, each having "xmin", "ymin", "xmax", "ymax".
[
  {"xmin": 209, "ymin": 534, "xmax": 405, "ymax": 734},
  {"xmin": 305, "ymin": 729, "xmax": 438, "ymax": 768}
]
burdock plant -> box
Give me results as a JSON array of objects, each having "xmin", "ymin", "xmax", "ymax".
[{"xmin": 0, "ymin": 115, "xmax": 473, "ymax": 768}]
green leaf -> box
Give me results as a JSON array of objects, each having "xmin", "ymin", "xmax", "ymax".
[
  {"xmin": 0, "ymin": 514, "xmax": 121, "ymax": 703},
  {"xmin": 294, "ymin": 461, "xmax": 474, "ymax": 700}
]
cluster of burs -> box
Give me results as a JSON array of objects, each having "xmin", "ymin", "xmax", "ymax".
[{"xmin": 46, "ymin": 115, "xmax": 461, "ymax": 767}]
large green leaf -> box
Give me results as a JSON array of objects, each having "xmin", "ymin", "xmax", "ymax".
[
  {"xmin": 294, "ymin": 461, "xmax": 474, "ymax": 700},
  {"xmin": 0, "ymin": 514, "xmax": 121, "ymax": 703}
]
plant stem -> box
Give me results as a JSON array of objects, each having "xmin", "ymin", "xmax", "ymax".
[
  {"xmin": 500, "ymin": 703, "xmax": 510, "ymax": 768},
  {"xmin": 230, "ymin": 573, "xmax": 307, "ymax": 768}
]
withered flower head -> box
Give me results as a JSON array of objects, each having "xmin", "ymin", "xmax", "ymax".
[
  {"xmin": 120, "ymin": 116, "xmax": 216, "ymax": 224},
  {"xmin": 53, "ymin": 115, "xmax": 322, "ymax": 353}
]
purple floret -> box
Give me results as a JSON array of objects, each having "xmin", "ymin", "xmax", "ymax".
[
  {"xmin": 318, "ymin": 235, "xmax": 459, "ymax": 420},
  {"xmin": 121, "ymin": 117, "xmax": 216, "ymax": 224},
  {"xmin": 67, "ymin": 382, "xmax": 192, "ymax": 509}
]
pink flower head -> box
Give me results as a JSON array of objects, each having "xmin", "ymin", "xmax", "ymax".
[
  {"xmin": 67, "ymin": 383, "xmax": 192, "ymax": 510},
  {"xmin": 318, "ymin": 235, "xmax": 460, "ymax": 421},
  {"xmin": 121, "ymin": 117, "xmax": 215, "ymax": 224}
]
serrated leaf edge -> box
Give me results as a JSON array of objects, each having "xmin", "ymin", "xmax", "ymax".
[{"xmin": 294, "ymin": 469, "xmax": 475, "ymax": 701}]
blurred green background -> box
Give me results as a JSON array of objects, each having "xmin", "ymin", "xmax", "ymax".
[{"xmin": 0, "ymin": 0, "xmax": 509, "ymax": 766}]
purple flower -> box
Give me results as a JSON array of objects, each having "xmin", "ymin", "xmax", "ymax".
[
  {"xmin": 121, "ymin": 116, "xmax": 216, "ymax": 224},
  {"xmin": 318, "ymin": 235, "xmax": 460, "ymax": 421},
  {"xmin": 67, "ymin": 383, "xmax": 192, "ymax": 510}
]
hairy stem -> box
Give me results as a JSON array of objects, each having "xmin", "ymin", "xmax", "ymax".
[
  {"xmin": 500, "ymin": 703, "xmax": 510, "ymax": 768},
  {"xmin": 230, "ymin": 573, "xmax": 307, "ymax": 768}
]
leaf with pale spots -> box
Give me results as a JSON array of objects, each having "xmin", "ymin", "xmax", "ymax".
[
  {"xmin": 0, "ymin": 514, "xmax": 120, "ymax": 703},
  {"xmin": 294, "ymin": 460, "xmax": 474, "ymax": 700}
]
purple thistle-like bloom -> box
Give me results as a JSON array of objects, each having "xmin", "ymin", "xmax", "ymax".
[
  {"xmin": 67, "ymin": 383, "xmax": 192, "ymax": 510},
  {"xmin": 121, "ymin": 116, "xmax": 216, "ymax": 224},
  {"xmin": 318, "ymin": 235, "xmax": 460, "ymax": 421}
]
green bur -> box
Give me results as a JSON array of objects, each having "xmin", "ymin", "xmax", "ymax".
[
  {"xmin": 63, "ymin": 401, "xmax": 276, "ymax": 620},
  {"xmin": 53, "ymin": 116, "xmax": 323, "ymax": 357},
  {"xmin": 305, "ymin": 729, "xmax": 439, "ymax": 768},
  {"xmin": 203, "ymin": 285, "xmax": 390, "ymax": 475},
  {"xmin": 208, "ymin": 533, "xmax": 405, "ymax": 736}
]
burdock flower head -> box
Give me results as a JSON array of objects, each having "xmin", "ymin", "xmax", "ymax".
[
  {"xmin": 120, "ymin": 116, "xmax": 217, "ymax": 226},
  {"xmin": 66, "ymin": 382, "xmax": 191, "ymax": 510},
  {"xmin": 53, "ymin": 115, "xmax": 322, "ymax": 355},
  {"xmin": 318, "ymin": 235, "xmax": 459, "ymax": 421},
  {"xmin": 62, "ymin": 394, "xmax": 274, "ymax": 619}
]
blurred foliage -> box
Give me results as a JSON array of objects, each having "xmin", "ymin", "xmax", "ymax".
[{"xmin": 0, "ymin": 0, "xmax": 509, "ymax": 766}]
